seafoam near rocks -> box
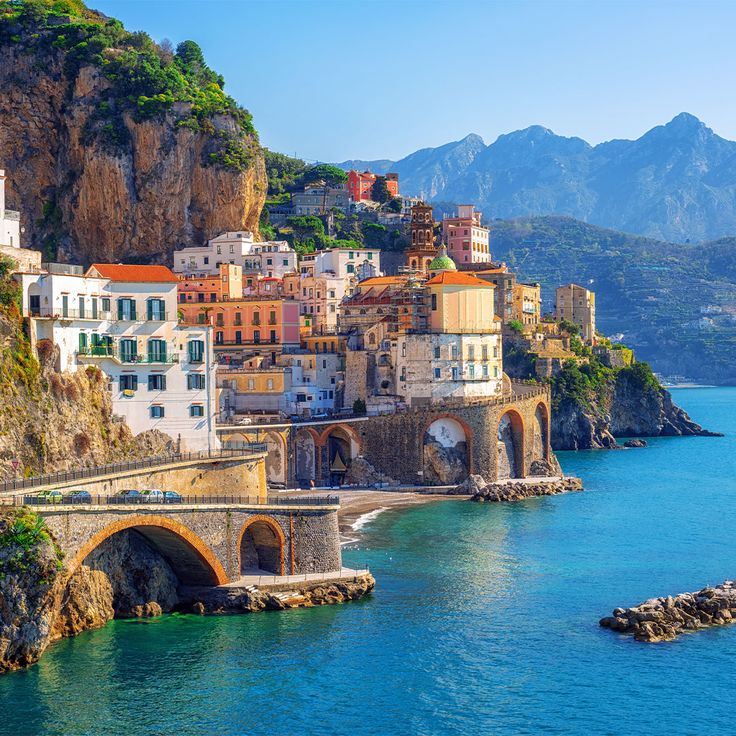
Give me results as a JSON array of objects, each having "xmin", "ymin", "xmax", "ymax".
[{"xmin": 600, "ymin": 581, "xmax": 736, "ymax": 642}]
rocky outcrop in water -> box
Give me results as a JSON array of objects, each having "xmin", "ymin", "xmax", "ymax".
[
  {"xmin": 600, "ymin": 581, "xmax": 736, "ymax": 642},
  {"xmin": 468, "ymin": 477, "xmax": 583, "ymax": 502},
  {"xmin": 180, "ymin": 573, "xmax": 376, "ymax": 614}
]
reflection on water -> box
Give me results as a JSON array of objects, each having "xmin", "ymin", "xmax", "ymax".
[{"xmin": 1, "ymin": 388, "xmax": 734, "ymax": 735}]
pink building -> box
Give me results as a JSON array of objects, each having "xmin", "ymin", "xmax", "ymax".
[{"xmin": 442, "ymin": 205, "xmax": 490, "ymax": 264}]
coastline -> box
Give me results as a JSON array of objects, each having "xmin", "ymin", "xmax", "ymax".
[{"xmin": 335, "ymin": 490, "xmax": 463, "ymax": 544}]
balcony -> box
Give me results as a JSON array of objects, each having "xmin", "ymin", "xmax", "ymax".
[
  {"xmin": 30, "ymin": 307, "xmax": 114, "ymax": 321},
  {"xmin": 78, "ymin": 345, "xmax": 179, "ymax": 364}
]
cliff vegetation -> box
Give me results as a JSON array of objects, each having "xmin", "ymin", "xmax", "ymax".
[{"xmin": 0, "ymin": 0, "xmax": 266, "ymax": 264}]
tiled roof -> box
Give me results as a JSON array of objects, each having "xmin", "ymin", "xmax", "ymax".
[
  {"xmin": 358, "ymin": 276, "xmax": 406, "ymax": 286},
  {"xmin": 87, "ymin": 264, "xmax": 179, "ymax": 283},
  {"xmin": 425, "ymin": 272, "xmax": 495, "ymax": 287}
]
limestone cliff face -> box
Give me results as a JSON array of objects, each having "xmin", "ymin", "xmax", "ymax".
[
  {"xmin": 551, "ymin": 373, "xmax": 715, "ymax": 451},
  {"xmin": 0, "ymin": 44, "xmax": 266, "ymax": 265}
]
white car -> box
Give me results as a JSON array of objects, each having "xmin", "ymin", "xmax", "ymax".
[{"xmin": 141, "ymin": 489, "xmax": 165, "ymax": 503}]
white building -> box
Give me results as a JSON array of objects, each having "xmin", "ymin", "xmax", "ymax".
[
  {"xmin": 0, "ymin": 170, "xmax": 20, "ymax": 248},
  {"xmin": 173, "ymin": 231, "xmax": 298, "ymax": 280},
  {"xmin": 299, "ymin": 247, "xmax": 382, "ymax": 281},
  {"xmin": 17, "ymin": 263, "xmax": 219, "ymax": 451}
]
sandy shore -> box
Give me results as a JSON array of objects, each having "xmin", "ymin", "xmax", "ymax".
[{"xmin": 279, "ymin": 488, "xmax": 464, "ymax": 543}]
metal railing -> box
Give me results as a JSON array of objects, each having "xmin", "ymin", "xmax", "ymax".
[
  {"xmin": 17, "ymin": 493, "xmax": 339, "ymax": 508},
  {"xmin": 0, "ymin": 447, "xmax": 268, "ymax": 494},
  {"xmin": 77, "ymin": 347, "xmax": 179, "ymax": 364},
  {"xmin": 31, "ymin": 308, "xmax": 115, "ymax": 321}
]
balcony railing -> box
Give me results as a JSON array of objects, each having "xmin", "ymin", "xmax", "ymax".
[
  {"xmin": 78, "ymin": 346, "xmax": 179, "ymax": 364},
  {"xmin": 30, "ymin": 308, "xmax": 114, "ymax": 321}
]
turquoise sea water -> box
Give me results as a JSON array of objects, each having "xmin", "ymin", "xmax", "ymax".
[{"xmin": 2, "ymin": 387, "xmax": 735, "ymax": 735}]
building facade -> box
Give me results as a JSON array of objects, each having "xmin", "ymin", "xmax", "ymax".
[
  {"xmin": 347, "ymin": 170, "xmax": 399, "ymax": 202},
  {"xmin": 292, "ymin": 184, "xmax": 350, "ymax": 215},
  {"xmin": 17, "ymin": 263, "xmax": 219, "ymax": 451},
  {"xmin": 555, "ymin": 283, "xmax": 596, "ymax": 343},
  {"xmin": 442, "ymin": 205, "xmax": 490, "ymax": 264}
]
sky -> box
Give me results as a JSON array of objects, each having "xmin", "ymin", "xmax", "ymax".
[{"xmin": 92, "ymin": 0, "xmax": 736, "ymax": 162}]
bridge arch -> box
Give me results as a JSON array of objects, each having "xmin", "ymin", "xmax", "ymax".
[
  {"xmin": 422, "ymin": 414, "xmax": 472, "ymax": 484},
  {"xmin": 67, "ymin": 515, "xmax": 229, "ymax": 586},
  {"xmin": 497, "ymin": 409, "xmax": 525, "ymax": 479},
  {"xmin": 237, "ymin": 515, "xmax": 286, "ymax": 575},
  {"xmin": 318, "ymin": 424, "xmax": 361, "ymax": 486}
]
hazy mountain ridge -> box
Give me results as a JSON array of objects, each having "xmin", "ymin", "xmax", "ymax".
[
  {"xmin": 337, "ymin": 114, "xmax": 736, "ymax": 243},
  {"xmin": 490, "ymin": 216, "xmax": 736, "ymax": 382}
]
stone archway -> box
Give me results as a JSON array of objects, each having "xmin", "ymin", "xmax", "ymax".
[
  {"xmin": 67, "ymin": 515, "xmax": 229, "ymax": 586},
  {"xmin": 238, "ymin": 516, "xmax": 286, "ymax": 575},
  {"xmin": 322, "ymin": 426, "xmax": 356, "ymax": 486},
  {"xmin": 422, "ymin": 416, "xmax": 470, "ymax": 485},
  {"xmin": 497, "ymin": 410, "xmax": 525, "ymax": 480},
  {"xmin": 295, "ymin": 429, "xmax": 317, "ymax": 484},
  {"xmin": 533, "ymin": 403, "xmax": 550, "ymax": 462}
]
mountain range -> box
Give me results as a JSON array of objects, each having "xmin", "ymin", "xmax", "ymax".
[{"xmin": 337, "ymin": 114, "xmax": 736, "ymax": 243}]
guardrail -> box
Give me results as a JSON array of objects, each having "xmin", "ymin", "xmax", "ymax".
[
  {"xmin": 0, "ymin": 447, "xmax": 268, "ymax": 494},
  {"xmin": 16, "ymin": 493, "xmax": 339, "ymax": 508}
]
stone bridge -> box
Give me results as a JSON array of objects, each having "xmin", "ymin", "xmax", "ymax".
[
  {"xmin": 219, "ymin": 385, "xmax": 553, "ymax": 487},
  {"xmin": 37, "ymin": 498, "xmax": 342, "ymax": 586}
]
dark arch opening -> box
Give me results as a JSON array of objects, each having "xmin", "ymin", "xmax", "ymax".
[
  {"xmin": 497, "ymin": 411, "xmax": 525, "ymax": 479},
  {"xmin": 239, "ymin": 521, "xmax": 284, "ymax": 575}
]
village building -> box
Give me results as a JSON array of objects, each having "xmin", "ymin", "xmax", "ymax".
[
  {"xmin": 0, "ymin": 169, "xmax": 41, "ymax": 272},
  {"xmin": 347, "ymin": 170, "xmax": 399, "ymax": 202},
  {"xmin": 291, "ymin": 182, "xmax": 350, "ymax": 215},
  {"xmin": 16, "ymin": 263, "xmax": 219, "ymax": 451},
  {"xmin": 556, "ymin": 283, "xmax": 596, "ymax": 343},
  {"xmin": 405, "ymin": 202, "xmax": 439, "ymax": 275},
  {"xmin": 173, "ymin": 231, "xmax": 297, "ymax": 280},
  {"xmin": 442, "ymin": 205, "xmax": 491, "ymax": 264}
]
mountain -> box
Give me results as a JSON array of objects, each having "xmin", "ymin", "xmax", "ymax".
[
  {"xmin": 0, "ymin": 0, "xmax": 265, "ymax": 265},
  {"xmin": 489, "ymin": 215, "xmax": 736, "ymax": 383},
  {"xmin": 337, "ymin": 114, "xmax": 736, "ymax": 243}
]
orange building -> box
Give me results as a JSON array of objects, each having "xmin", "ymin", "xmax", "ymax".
[{"xmin": 347, "ymin": 170, "xmax": 399, "ymax": 202}]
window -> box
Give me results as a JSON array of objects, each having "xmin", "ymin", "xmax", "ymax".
[
  {"xmin": 147, "ymin": 339, "xmax": 167, "ymax": 363},
  {"xmin": 150, "ymin": 405, "xmax": 165, "ymax": 418},
  {"xmin": 78, "ymin": 297, "xmax": 85, "ymax": 319},
  {"xmin": 452, "ymin": 367, "xmax": 459, "ymax": 381},
  {"xmin": 266, "ymin": 379, "xmax": 274, "ymax": 390},
  {"xmin": 434, "ymin": 346, "xmax": 441, "ymax": 359},
  {"xmin": 347, "ymin": 264, "xmax": 354, "ymax": 274},
  {"xmin": 434, "ymin": 368, "xmax": 441, "ymax": 379},
  {"xmin": 147, "ymin": 298, "xmax": 166, "ymax": 321},
  {"xmin": 247, "ymin": 379, "xmax": 255, "ymax": 390},
  {"xmin": 482, "ymin": 345, "xmax": 488, "ymax": 361},
  {"xmin": 120, "ymin": 338, "xmax": 137, "ymax": 363},
  {"xmin": 469, "ymin": 364, "xmax": 475, "ymax": 378},
  {"xmin": 431, "ymin": 294, "xmax": 437, "ymax": 311},
  {"xmin": 235, "ymin": 330, "xmax": 242, "ymax": 344},
  {"xmin": 148, "ymin": 374, "xmax": 166, "ymax": 391},
  {"xmin": 253, "ymin": 330, "xmax": 261, "ymax": 344},
  {"xmin": 468, "ymin": 345, "xmax": 475, "ymax": 361},
  {"xmin": 216, "ymin": 313, "xmax": 224, "ymax": 326},
  {"xmin": 78, "ymin": 333, "xmax": 88, "ymax": 352},
  {"xmin": 215, "ymin": 331, "xmax": 224, "ymax": 345},
  {"xmin": 451, "ymin": 345, "xmax": 459, "ymax": 360},
  {"xmin": 493, "ymin": 346, "xmax": 498, "ymax": 358},
  {"xmin": 197, "ymin": 293, "xmax": 205, "ymax": 303},
  {"xmin": 482, "ymin": 365, "xmax": 489, "ymax": 378},
  {"xmin": 101, "ymin": 297, "xmax": 110, "ymax": 312},
  {"xmin": 120, "ymin": 374, "xmax": 138, "ymax": 391},
  {"xmin": 189, "ymin": 405, "xmax": 205, "ymax": 417},
  {"xmin": 62, "ymin": 294, "xmax": 69, "ymax": 318},
  {"xmin": 187, "ymin": 374, "xmax": 206, "ymax": 390},
  {"xmin": 252, "ymin": 311, "xmax": 260, "ymax": 325},
  {"xmin": 117, "ymin": 298, "xmax": 136, "ymax": 321},
  {"xmin": 234, "ymin": 312, "xmax": 242, "ymax": 325},
  {"xmin": 270, "ymin": 330, "xmax": 277, "ymax": 343},
  {"xmin": 203, "ymin": 257, "xmax": 209, "ymax": 265},
  {"xmin": 283, "ymin": 259, "xmax": 289, "ymax": 266},
  {"xmin": 188, "ymin": 339, "xmax": 204, "ymax": 363},
  {"xmin": 269, "ymin": 310, "xmax": 276, "ymax": 325}
]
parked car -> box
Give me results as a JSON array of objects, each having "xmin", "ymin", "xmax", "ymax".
[
  {"xmin": 68, "ymin": 490, "xmax": 92, "ymax": 504},
  {"xmin": 115, "ymin": 489, "xmax": 142, "ymax": 504},
  {"xmin": 141, "ymin": 489, "xmax": 165, "ymax": 503},
  {"xmin": 38, "ymin": 490, "xmax": 63, "ymax": 504},
  {"xmin": 163, "ymin": 491, "xmax": 183, "ymax": 504}
]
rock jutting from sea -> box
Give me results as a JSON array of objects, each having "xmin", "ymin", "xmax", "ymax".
[
  {"xmin": 599, "ymin": 581, "xmax": 736, "ymax": 642},
  {"xmin": 453, "ymin": 474, "xmax": 583, "ymax": 502}
]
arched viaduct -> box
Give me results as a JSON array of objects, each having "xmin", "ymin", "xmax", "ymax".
[{"xmin": 220, "ymin": 386, "xmax": 553, "ymax": 487}]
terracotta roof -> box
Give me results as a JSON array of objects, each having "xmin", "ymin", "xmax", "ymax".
[
  {"xmin": 474, "ymin": 268, "xmax": 508, "ymax": 275},
  {"xmin": 87, "ymin": 264, "xmax": 179, "ymax": 283},
  {"xmin": 425, "ymin": 272, "xmax": 495, "ymax": 287},
  {"xmin": 358, "ymin": 276, "xmax": 406, "ymax": 286}
]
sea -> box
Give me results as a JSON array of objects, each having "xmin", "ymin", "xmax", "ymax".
[{"xmin": 1, "ymin": 387, "xmax": 734, "ymax": 736}]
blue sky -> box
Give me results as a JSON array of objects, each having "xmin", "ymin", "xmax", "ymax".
[{"xmin": 93, "ymin": 0, "xmax": 736, "ymax": 161}]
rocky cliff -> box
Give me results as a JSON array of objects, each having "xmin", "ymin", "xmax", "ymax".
[
  {"xmin": 551, "ymin": 362, "xmax": 717, "ymax": 450},
  {"xmin": 0, "ymin": 1, "xmax": 266, "ymax": 264}
]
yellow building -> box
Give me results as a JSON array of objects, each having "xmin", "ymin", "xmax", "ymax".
[
  {"xmin": 512, "ymin": 281, "xmax": 542, "ymax": 328},
  {"xmin": 555, "ymin": 283, "xmax": 596, "ymax": 343}
]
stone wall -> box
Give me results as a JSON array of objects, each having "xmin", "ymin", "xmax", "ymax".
[
  {"xmin": 293, "ymin": 389, "xmax": 552, "ymax": 485},
  {"xmin": 40, "ymin": 504, "xmax": 342, "ymax": 584},
  {"xmin": 30, "ymin": 455, "xmax": 267, "ymax": 499}
]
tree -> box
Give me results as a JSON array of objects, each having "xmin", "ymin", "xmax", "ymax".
[
  {"xmin": 303, "ymin": 164, "xmax": 347, "ymax": 188},
  {"xmin": 285, "ymin": 215, "xmax": 325, "ymax": 253},
  {"xmin": 352, "ymin": 399, "xmax": 367, "ymax": 416},
  {"xmin": 386, "ymin": 197, "xmax": 402, "ymax": 213},
  {"xmin": 371, "ymin": 175, "xmax": 391, "ymax": 203},
  {"xmin": 508, "ymin": 319, "xmax": 524, "ymax": 335},
  {"xmin": 362, "ymin": 222, "xmax": 387, "ymax": 248}
]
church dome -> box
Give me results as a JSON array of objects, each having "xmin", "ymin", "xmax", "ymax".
[{"xmin": 428, "ymin": 244, "xmax": 457, "ymax": 272}]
